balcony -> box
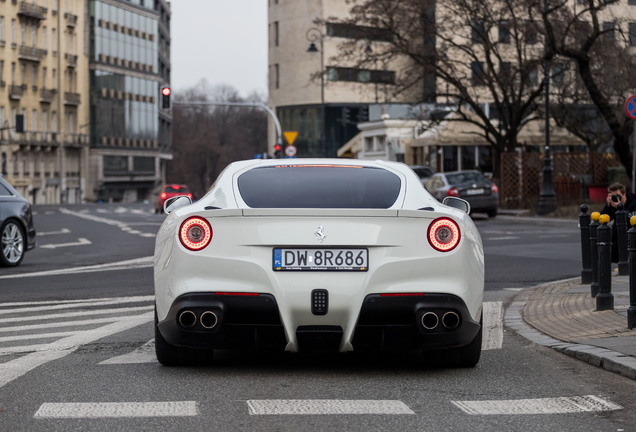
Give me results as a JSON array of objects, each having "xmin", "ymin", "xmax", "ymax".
[
  {"xmin": 18, "ymin": 2, "xmax": 47, "ymax": 20},
  {"xmin": 9, "ymin": 85, "xmax": 23, "ymax": 100},
  {"xmin": 65, "ymin": 53, "xmax": 78, "ymax": 68},
  {"xmin": 18, "ymin": 45, "xmax": 46, "ymax": 62},
  {"xmin": 39, "ymin": 88, "xmax": 57, "ymax": 103},
  {"xmin": 64, "ymin": 12, "xmax": 78, "ymax": 27},
  {"xmin": 64, "ymin": 92, "xmax": 80, "ymax": 106}
]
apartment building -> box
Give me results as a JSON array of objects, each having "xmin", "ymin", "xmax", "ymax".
[
  {"xmin": 267, "ymin": 0, "xmax": 424, "ymax": 158},
  {"xmin": 0, "ymin": 0, "xmax": 171, "ymax": 204},
  {"xmin": 87, "ymin": 0, "xmax": 172, "ymax": 202},
  {"xmin": 0, "ymin": 0, "xmax": 88, "ymax": 204}
]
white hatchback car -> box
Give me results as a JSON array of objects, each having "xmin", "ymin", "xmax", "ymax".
[{"xmin": 154, "ymin": 159, "xmax": 484, "ymax": 367}]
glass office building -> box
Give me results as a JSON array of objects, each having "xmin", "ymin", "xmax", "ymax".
[{"xmin": 87, "ymin": 0, "xmax": 171, "ymax": 202}]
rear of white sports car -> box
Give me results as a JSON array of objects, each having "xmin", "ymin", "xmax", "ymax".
[{"xmin": 154, "ymin": 160, "xmax": 484, "ymax": 367}]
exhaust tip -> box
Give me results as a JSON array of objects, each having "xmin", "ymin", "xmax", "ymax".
[
  {"xmin": 442, "ymin": 311, "xmax": 460, "ymax": 329},
  {"xmin": 200, "ymin": 311, "xmax": 219, "ymax": 329},
  {"xmin": 421, "ymin": 312, "xmax": 439, "ymax": 330},
  {"xmin": 178, "ymin": 310, "xmax": 197, "ymax": 328}
]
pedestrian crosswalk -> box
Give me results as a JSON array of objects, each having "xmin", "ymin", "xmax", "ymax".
[
  {"xmin": 0, "ymin": 296, "xmax": 624, "ymax": 420},
  {"xmin": 0, "ymin": 295, "xmax": 154, "ymax": 387},
  {"xmin": 0, "ymin": 298, "xmax": 504, "ymax": 371}
]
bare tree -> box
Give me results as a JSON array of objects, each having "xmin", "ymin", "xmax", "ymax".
[
  {"xmin": 169, "ymin": 82, "xmax": 268, "ymax": 199},
  {"xmin": 335, "ymin": 0, "xmax": 548, "ymax": 174},
  {"xmin": 541, "ymin": 0, "xmax": 636, "ymax": 177}
]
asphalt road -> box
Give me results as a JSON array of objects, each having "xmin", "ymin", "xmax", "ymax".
[{"xmin": 1, "ymin": 204, "xmax": 635, "ymax": 431}]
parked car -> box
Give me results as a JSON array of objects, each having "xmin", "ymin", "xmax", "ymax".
[
  {"xmin": 153, "ymin": 159, "xmax": 484, "ymax": 367},
  {"xmin": 155, "ymin": 184, "xmax": 193, "ymax": 214},
  {"xmin": 425, "ymin": 170, "xmax": 499, "ymax": 218},
  {"xmin": 409, "ymin": 165, "xmax": 434, "ymax": 185},
  {"xmin": 0, "ymin": 175, "xmax": 36, "ymax": 266}
]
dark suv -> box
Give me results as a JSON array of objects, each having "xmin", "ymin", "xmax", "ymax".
[{"xmin": 0, "ymin": 175, "xmax": 36, "ymax": 266}]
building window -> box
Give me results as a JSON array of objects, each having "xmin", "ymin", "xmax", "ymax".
[
  {"xmin": 630, "ymin": 22, "xmax": 636, "ymax": 46},
  {"xmin": 274, "ymin": 21, "xmax": 279, "ymax": 46},
  {"xmin": 499, "ymin": 20, "xmax": 510, "ymax": 44},
  {"xmin": 630, "ymin": 0, "xmax": 636, "ymax": 5},
  {"xmin": 11, "ymin": 19, "xmax": 15, "ymax": 45},
  {"xmin": 326, "ymin": 23, "xmax": 392, "ymax": 42},
  {"xmin": 275, "ymin": 63, "xmax": 279, "ymax": 89},
  {"xmin": 471, "ymin": 61, "xmax": 486, "ymax": 86},
  {"xmin": 551, "ymin": 62, "xmax": 564, "ymax": 87},
  {"xmin": 471, "ymin": 20, "xmax": 486, "ymax": 44},
  {"xmin": 602, "ymin": 22, "xmax": 615, "ymax": 40},
  {"xmin": 500, "ymin": 62, "xmax": 511, "ymax": 81},
  {"xmin": 0, "ymin": 17, "xmax": 4, "ymax": 43},
  {"xmin": 326, "ymin": 67, "xmax": 395, "ymax": 84}
]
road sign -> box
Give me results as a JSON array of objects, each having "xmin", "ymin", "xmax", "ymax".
[
  {"xmin": 625, "ymin": 95, "xmax": 636, "ymax": 120},
  {"xmin": 285, "ymin": 145, "xmax": 297, "ymax": 157},
  {"xmin": 284, "ymin": 131, "xmax": 298, "ymax": 146}
]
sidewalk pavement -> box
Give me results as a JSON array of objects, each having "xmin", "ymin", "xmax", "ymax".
[{"xmin": 506, "ymin": 272, "xmax": 636, "ymax": 380}]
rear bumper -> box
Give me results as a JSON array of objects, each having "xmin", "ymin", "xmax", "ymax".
[{"xmin": 158, "ymin": 292, "xmax": 481, "ymax": 352}]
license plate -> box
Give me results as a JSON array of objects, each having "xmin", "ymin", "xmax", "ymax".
[
  {"xmin": 465, "ymin": 188, "xmax": 484, "ymax": 195},
  {"xmin": 273, "ymin": 248, "xmax": 368, "ymax": 271}
]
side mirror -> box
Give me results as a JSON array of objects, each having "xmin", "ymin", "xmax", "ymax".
[
  {"xmin": 164, "ymin": 195, "xmax": 192, "ymax": 214},
  {"xmin": 442, "ymin": 196, "xmax": 471, "ymax": 214}
]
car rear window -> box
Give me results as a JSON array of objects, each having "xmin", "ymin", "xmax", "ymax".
[
  {"xmin": 165, "ymin": 185, "xmax": 188, "ymax": 193},
  {"xmin": 237, "ymin": 165, "xmax": 401, "ymax": 208},
  {"xmin": 445, "ymin": 172, "xmax": 487, "ymax": 184}
]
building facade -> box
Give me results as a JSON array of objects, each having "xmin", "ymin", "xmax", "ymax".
[
  {"xmin": 0, "ymin": 0, "xmax": 89, "ymax": 204},
  {"xmin": 87, "ymin": 0, "xmax": 171, "ymax": 202},
  {"xmin": 267, "ymin": 0, "xmax": 423, "ymax": 158}
]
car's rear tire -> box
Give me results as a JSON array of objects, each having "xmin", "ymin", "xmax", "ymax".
[
  {"xmin": 486, "ymin": 208, "xmax": 498, "ymax": 218},
  {"xmin": 0, "ymin": 220, "xmax": 26, "ymax": 267},
  {"xmin": 155, "ymin": 307, "xmax": 213, "ymax": 366},
  {"xmin": 422, "ymin": 314, "xmax": 482, "ymax": 368},
  {"xmin": 457, "ymin": 322, "xmax": 482, "ymax": 368}
]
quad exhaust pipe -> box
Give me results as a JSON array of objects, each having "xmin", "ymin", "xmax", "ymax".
[
  {"xmin": 178, "ymin": 310, "xmax": 220, "ymax": 330},
  {"xmin": 420, "ymin": 310, "xmax": 460, "ymax": 330}
]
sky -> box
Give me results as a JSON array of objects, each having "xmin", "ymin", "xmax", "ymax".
[{"xmin": 170, "ymin": 1, "xmax": 268, "ymax": 97}]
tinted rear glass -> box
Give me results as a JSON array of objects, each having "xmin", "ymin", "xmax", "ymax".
[
  {"xmin": 445, "ymin": 172, "xmax": 488, "ymax": 184},
  {"xmin": 165, "ymin": 185, "xmax": 188, "ymax": 193},
  {"xmin": 237, "ymin": 166, "xmax": 401, "ymax": 208}
]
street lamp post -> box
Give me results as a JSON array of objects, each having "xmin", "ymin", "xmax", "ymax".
[
  {"xmin": 306, "ymin": 27, "xmax": 326, "ymax": 157},
  {"xmin": 537, "ymin": 0, "xmax": 556, "ymax": 215}
]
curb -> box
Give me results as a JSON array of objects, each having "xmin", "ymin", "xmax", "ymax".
[{"xmin": 505, "ymin": 289, "xmax": 636, "ymax": 381}]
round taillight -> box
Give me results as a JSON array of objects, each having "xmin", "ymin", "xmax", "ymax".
[
  {"xmin": 179, "ymin": 217, "xmax": 212, "ymax": 251},
  {"xmin": 427, "ymin": 217, "xmax": 460, "ymax": 252}
]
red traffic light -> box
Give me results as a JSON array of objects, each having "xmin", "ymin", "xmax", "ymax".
[
  {"xmin": 161, "ymin": 87, "xmax": 171, "ymax": 97},
  {"xmin": 274, "ymin": 144, "xmax": 281, "ymax": 151}
]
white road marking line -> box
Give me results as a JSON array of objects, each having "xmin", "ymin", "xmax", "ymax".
[
  {"xmin": 0, "ymin": 256, "xmax": 154, "ymax": 280},
  {"xmin": 59, "ymin": 207, "xmax": 156, "ymax": 238},
  {"xmin": 482, "ymin": 301, "xmax": 503, "ymax": 350},
  {"xmin": 451, "ymin": 395, "xmax": 622, "ymax": 415},
  {"xmin": 247, "ymin": 399, "xmax": 415, "ymax": 415},
  {"xmin": 0, "ymin": 316, "xmax": 124, "ymax": 334},
  {"xmin": 0, "ymin": 295, "xmax": 154, "ymax": 308},
  {"xmin": 34, "ymin": 401, "xmax": 199, "ymax": 418},
  {"xmin": 39, "ymin": 238, "xmax": 92, "ymax": 249},
  {"xmin": 0, "ymin": 344, "xmax": 49, "ymax": 355},
  {"xmin": 37, "ymin": 228, "xmax": 71, "ymax": 236},
  {"xmin": 0, "ymin": 295, "xmax": 154, "ymax": 315},
  {"xmin": 0, "ymin": 312, "xmax": 152, "ymax": 389},
  {"xmin": 0, "ymin": 305, "xmax": 153, "ymax": 324},
  {"xmin": 0, "ymin": 331, "xmax": 80, "ymax": 343},
  {"xmin": 488, "ymin": 236, "xmax": 519, "ymax": 241},
  {"xmin": 100, "ymin": 339, "xmax": 156, "ymax": 364}
]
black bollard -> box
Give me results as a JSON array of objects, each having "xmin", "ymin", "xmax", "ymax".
[
  {"xmin": 590, "ymin": 212, "xmax": 600, "ymax": 297},
  {"xmin": 628, "ymin": 216, "xmax": 636, "ymax": 329},
  {"xmin": 579, "ymin": 204, "xmax": 592, "ymax": 283},
  {"xmin": 596, "ymin": 215, "xmax": 614, "ymax": 311},
  {"xmin": 616, "ymin": 203, "xmax": 629, "ymax": 275}
]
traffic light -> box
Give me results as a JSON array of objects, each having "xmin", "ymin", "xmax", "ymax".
[
  {"xmin": 274, "ymin": 144, "xmax": 282, "ymax": 158},
  {"xmin": 161, "ymin": 86, "xmax": 171, "ymax": 109}
]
